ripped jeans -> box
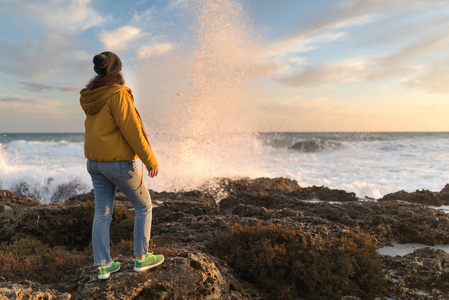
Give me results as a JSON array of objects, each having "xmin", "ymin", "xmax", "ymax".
[{"xmin": 87, "ymin": 160, "xmax": 152, "ymax": 266}]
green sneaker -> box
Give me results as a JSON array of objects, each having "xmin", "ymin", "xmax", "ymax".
[
  {"xmin": 133, "ymin": 252, "xmax": 165, "ymax": 272},
  {"xmin": 98, "ymin": 261, "xmax": 121, "ymax": 280}
]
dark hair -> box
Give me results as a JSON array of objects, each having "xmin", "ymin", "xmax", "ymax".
[{"xmin": 85, "ymin": 73, "xmax": 125, "ymax": 91}]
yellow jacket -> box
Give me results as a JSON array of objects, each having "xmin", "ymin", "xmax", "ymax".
[{"xmin": 79, "ymin": 85, "xmax": 159, "ymax": 172}]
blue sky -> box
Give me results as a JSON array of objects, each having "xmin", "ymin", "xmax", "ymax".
[{"xmin": 1, "ymin": 0, "xmax": 449, "ymax": 132}]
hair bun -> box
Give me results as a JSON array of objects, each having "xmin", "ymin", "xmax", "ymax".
[
  {"xmin": 93, "ymin": 51, "xmax": 122, "ymax": 76},
  {"xmin": 93, "ymin": 54, "xmax": 109, "ymax": 69}
]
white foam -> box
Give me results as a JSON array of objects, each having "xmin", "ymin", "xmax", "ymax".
[
  {"xmin": 2, "ymin": 133, "xmax": 449, "ymax": 203},
  {"xmin": 0, "ymin": 140, "xmax": 91, "ymax": 203},
  {"xmin": 4, "ymin": 140, "xmax": 85, "ymax": 158}
]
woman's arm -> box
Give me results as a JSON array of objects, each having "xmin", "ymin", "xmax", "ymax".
[{"xmin": 110, "ymin": 91, "xmax": 159, "ymax": 172}]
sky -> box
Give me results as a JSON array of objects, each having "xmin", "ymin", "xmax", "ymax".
[{"xmin": 1, "ymin": 0, "xmax": 449, "ymax": 132}]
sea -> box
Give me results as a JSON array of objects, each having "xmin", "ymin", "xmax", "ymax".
[{"xmin": 1, "ymin": 132, "xmax": 449, "ymax": 204}]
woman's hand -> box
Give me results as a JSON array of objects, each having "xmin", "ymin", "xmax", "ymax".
[{"xmin": 148, "ymin": 167, "xmax": 159, "ymax": 178}]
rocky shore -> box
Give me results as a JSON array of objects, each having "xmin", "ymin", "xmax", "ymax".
[{"xmin": 1, "ymin": 178, "xmax": 449, "ymax": 299}]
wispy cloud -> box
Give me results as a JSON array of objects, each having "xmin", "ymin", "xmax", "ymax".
[
  {"xmin": 277, "ymin": 59, "xmax": 368, "ymax": 88},
  {"xmin": 0, "ymin": 0, "xmax": 105, "ymax": 79},
  {"xmin": 401, "ymin": 61, "xmax": 449, "ymax": 93},
  {"xmin": 167, "ymin": 0, "xmax": 190, "ymax": 10},
  {"xmin": 0, "ymin": 94, "xmax": 73, "ymax": 112},
  {"xmin": 369, "ymin": 25, "xmax": 449, "ymax": 80},
  {"xmin": 268, "ymin": 0, "xmax": 449, "ymax": 92},
  {"xmin": 0, "ymin": 95, "xmax": 36, "ymax": 103},
  {"xmin": 137, "ymin": 43, "xmax": 174, "ymax": 59},
  {"xmin": 98, "ymin": 26, "xmax": 145, "ymax": 52},
  {"xmin": 19, "ymin": 82, "xmax": 78, "ymax": 93},
  {"xmin": 2, "ymin": 0, "xmax": 106, "ymax": 34},
  {"xmin": 0, "ymin": 94, "xmax": 83, "ymax": 132}
]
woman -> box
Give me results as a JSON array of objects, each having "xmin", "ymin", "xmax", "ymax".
[{"xmin": 80, "ymin": 51, "xmax": 164, "ymax": 280}]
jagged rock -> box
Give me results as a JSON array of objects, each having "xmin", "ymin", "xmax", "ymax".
[
  {"xmin": 3, "ymin": 178, "xmax": 449, "ymax": 299},
  {"xmin": 383, "ymin": 248, "xmax": 449, "ymax": 299},
  {"xmin": 220, "ymin": 195, "xmax": 449, "ymax": 247},
  {"xmin": 63, "ymin": 250, "xmax": 259, "ymax": 300},
  {"xmin": 0, "ymin": 281, "xmax": 71, "ymax": 300},
  {"xmin": 151, "ymin": 189, "xmax": 216, "ymax": 206},
  {"xmin": 440, "ymin": 184, "xmax": 449, "ymax": 195},
  {"xmin": 209, "ymin": 177, "xmax": 300, "ymax": 199},
  {"xmin": 379, "ymin": 189, "xmax": 444, "ymax": 206},
  {"xmin": 229, "ymin": 177, "xmax": 300, "ymax": 193},
  {"xmin": 0, "ymin": 199, "xmax": 93, "ymax": 249},
  {"xmin": 379, "ymin": 184, "xmax": 449, "ymax": 206},
  {"xmin": 289, "ymin": 185, "xmax": 357, "ymax": 202},
  {"xmin": 289, "ymin": 139, "xmax": 342, "ymax": 152},
  {"xmin": 0, "ymin": 190, "xmax": 39, "ymax": 207}
]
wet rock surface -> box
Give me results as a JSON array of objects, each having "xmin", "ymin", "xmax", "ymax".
[
  {"xmin": 380, "ymin": 184, "xmax": 449, "ymax": 206},
  {"xmin": 63, "ymin": 251, "xmax": 256, "ymax": 300},
  {"xmin": 0, "ymin": 281, "xmax": 71, "ymax": 300},
  {"xmin": 288, "ymin": 139, "xmax": 342, "ymax": 153},
  {"xmin": 382, "ymin": 248, "xmax": 449, "ymax": 299},
  {"xmin": 1, "ymin": 177, "xmax": 449, "ymax": 299}
]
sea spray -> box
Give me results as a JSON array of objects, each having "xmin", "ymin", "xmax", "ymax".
[
  {"xmin": 134, "ymin": 0, "xmax": 268, "ymax": 192},
  {"xmin": 2, "ymin": 132, "xmax": 449, "ymax": 202},
  {"xmin": 0, "ymin": 135, "xmax": 91, "ymax": 203}
]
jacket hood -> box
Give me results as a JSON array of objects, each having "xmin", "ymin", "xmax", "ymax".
[{"xmin": 80, "ymin": 85, "xmax": 132, "ymax": 115}]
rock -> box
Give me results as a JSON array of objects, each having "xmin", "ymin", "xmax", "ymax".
[
  {"xmin": 0, "ymin": 200, "xmax": 93, "ymax": 249},
  {"xmin": 230, "ymin": 177, "xmax": 300, "ymax": 193},
  {"xmin": 0, "ymin": 190, "xmax": 39, "ymax": 207},
  {"xmin": 3, "ymin": 178, "xmax": 449, "ymax": 299},
  {"xmin": 290, "ymin": 185, "xmax": 357, "ymax": 202},
  {"xmin": 0, "ymin": 281, "xmax": 71, "ymax": 300},
  {"xmin": 220, "ymin": 192, "xmax": 449, "ymax": 247},
  {"xmin": 289, "ymin": 139, "xmax": 342, "ymax": 152},
  {"xmin": 383, "ymin": 248, "xmax": 449, "ymax": 299},
  {"xmin": 63, "ymin": 250, "xmax": 259, "ymax": 300},
  {"xmin": 379, "ymin": 184, "xmax": 449, "ymax": 206},
  {"xmin": 440, "ymin": 184, "xmax": 449, "ymax": 195},
  {"xmin": 379, "ymin": 189, "xmax": 444, "ymax": 206}
]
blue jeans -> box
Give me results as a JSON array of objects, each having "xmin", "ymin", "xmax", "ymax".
[{"xmin": 87, "ymin": 160, "xmax": 152, "ymax": 266}]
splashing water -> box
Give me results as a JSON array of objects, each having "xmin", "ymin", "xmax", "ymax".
[{"xmin": 134, "ymin": 0, "xmax": 267, "ymax": 192}]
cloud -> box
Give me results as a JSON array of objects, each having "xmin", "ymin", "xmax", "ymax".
[
  {"xmin": 263, "ymin": 2, "xmax": 383, "ymax": 61},
  {"xmin": 401, "ymin": 63, "xmax": 449, "ymax": 93},
  {"xmin": 167, "ymin": 0, "xmax": 190, "ymax": 10},
  {"xmin": 258, "ymin": 2, "xmax": 384, "ymax": 79},
  {"xmin": 269, "ymin": 1, "xmax": 449, "ymax": 91},
  {"xmin": 28, "ymin": 0, "xmax": 104, "ymax": 33},
  {"xmin": 0, "ymin": 0, "xmax": 105, "ymax": 79},
  {"xmin": 277, "ymin": 59, "xmax": 368, "ymax": 88},
  {"xmin": 19, "ymin": 82, "xmax": 78, "ymax": 93},
  {"xmin": 0, "ymin": 94, "xmax": 72, "ymax": 112},
  {"xmin": 0, "ymin": 94, "xmax": 84, "ymax": 132},
  {"xmin": 0, "ymin": 95, "xmax": 36, "ymax": 103},
  {"xmin": 1, "ymin": 0, "xmax": 106, "ymax": 34},
  {"xmin": 137, "ymin": 43, "xmax": 174, "ymax": 59},
  {"xmin": 368, "ymin": 25, "xmax": 449, "ymax": 79},
  {"xmin": 98, "ymin": 26, "xmax": 145, "ymax": 52},
  {"xmin": 264, "ymin": 32, "xmax": 347, "ymax": 59}
]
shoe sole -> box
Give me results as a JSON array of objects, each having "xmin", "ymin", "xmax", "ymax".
[
  {"xmin": 133, "ymin": 257, "xmax": 165, "ymax": 272},
  {"xmin": 98, "ymin": 265, "xmax": 121, "ymax": 280}
]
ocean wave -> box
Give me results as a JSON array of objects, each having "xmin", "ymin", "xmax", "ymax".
[
  {"xmin": 2, "ymin": 140, "xmax": 84, "ymax": 158},
  {"xmin": 0, "ymin": 141, "xmax": 91, "ymax": 203},
  {"xmin": 1, "ymin": 132, "xmax": 449, "ymax": 203}
]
